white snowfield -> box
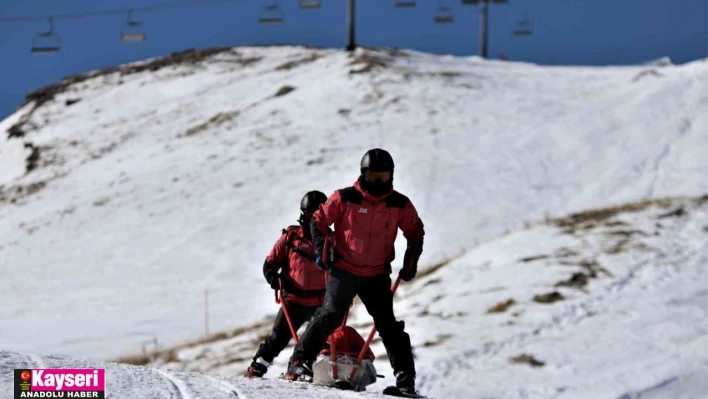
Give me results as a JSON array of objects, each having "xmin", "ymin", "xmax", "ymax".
[
  {"xmin": 0, "ymin": 46, "xmax": 707, "ymax": 398},
  {"xmin": 2, "ymin": 196, "xmax": 707, "ymax": 398}
]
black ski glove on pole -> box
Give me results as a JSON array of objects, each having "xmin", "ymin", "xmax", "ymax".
[{"xmin": 399, "ymin": 242, "xmax": 422, "ymax": 282}]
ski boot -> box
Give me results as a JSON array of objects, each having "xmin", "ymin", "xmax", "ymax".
[
  {"xmin": 285, "ymin": 359, "xmax": 313, "ymax": 382},
  {"xmin": 244, "ymin": 358, "xmax": 269, "ymax": 378},
  {"xmin": 395, "ymin": 371, "xmax": 418, "ymax": 395}
]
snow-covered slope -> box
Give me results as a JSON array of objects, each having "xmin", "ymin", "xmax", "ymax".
[
  {"xmin": 2, "ymin": 195, "xmax": 706, "ymax": 399},
  {"xmin": 140, "ymin": 195, "xmax": 708, "ymax": 399},
  {"xmin": 0, "ymin": 45, "xmax": 706, "ymax": 367}
]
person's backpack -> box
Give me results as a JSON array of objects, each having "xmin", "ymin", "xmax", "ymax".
[{"xmin": 282, "ymin": 225, "xmax": 316, "ymax": 263}]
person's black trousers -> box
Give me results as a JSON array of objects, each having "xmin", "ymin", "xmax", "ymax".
[
  {"xmin": 254, "ymin": 300, "xmax": 318, "ymax": 363},
  {"xmin": 290, "ymin": 268, "xmax": 415, "ymax": 376}
]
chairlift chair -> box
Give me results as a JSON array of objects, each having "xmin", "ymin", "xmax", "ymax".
[
  {"xmin": 394, "ymin": 0, "xmax": 416, "ymax": 8},
  {"xmin": 31, "ymin": 17, "xmax": 61, "ymax": 54},
  {"xmin": 434, "ymin": 1, "xmax": 455, "ymax": 23},
  {"xmin": 121, "ymin": 9, "xmax": 146, "ymax": 42},
  {"xmin": 259, "ymin": 0, "xmax": 284, "ymax": 24},
  {"xmin": 512, "ymin": 11, "xmax": 533, "ymax": 36},
  {"xmin": 299, "ymin": 0, "xmax": 321, "ymax": 8}
]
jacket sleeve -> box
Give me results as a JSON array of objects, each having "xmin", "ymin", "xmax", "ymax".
[
  {"xmin": 263, "ymin": 233, "xmax": 288, "ymax": 282},
  {"xmin": 399, "ymin": 199, "xmax": 425, "ymax": 271},
  {"xmin": 310, "ymin": 190, "xmax": 342, "ymax": 254}
]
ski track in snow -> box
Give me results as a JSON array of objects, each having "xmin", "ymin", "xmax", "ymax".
[
  {"xmin": 156, "ymin": 368, "xmax": 196, "ymax": 399},
  {"xmin": 203, "ymin": 374, "xmax": 243, "ymax": 398}
]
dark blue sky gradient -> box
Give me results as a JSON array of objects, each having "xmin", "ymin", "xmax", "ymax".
[{"xmin": 0, "ymin": 0, "xmax": 706, "ymax": 119}]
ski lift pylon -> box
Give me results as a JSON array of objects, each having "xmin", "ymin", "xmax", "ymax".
[
  {"xmin": 121, "ymin": 9, "xmax": 146, "ymax": 42},
  {"xmin": 394, "ymin": 0, "xmax": 416, "ymax": 8},
  {"xmin": 31, "ymin": 17, "xmax": 61, "ymax": 54},
  {"xmin": 299, "ymin": 0, "xmax": 321, "ymax": 8},
  {"xmin": 259, "ymin": 0, "xmax": 284, "ymax": 24},
  {"xmin": 434, "ymin": 0, "xmax": 455, "ymax": 23},
  {"xmin": 513, "ymin": 11, "xmax": 533, "ymax": 36}
]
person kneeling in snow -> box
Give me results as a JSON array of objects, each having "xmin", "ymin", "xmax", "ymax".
[
  {"xmin": 286, "ymin": 148, "xmax": 425, "ymax": 396},
  {"xmin": 244, "ymin": 191, "xmax": 329, "ymax": 378}
]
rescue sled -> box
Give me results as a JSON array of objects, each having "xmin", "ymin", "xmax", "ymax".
[{"xmin": 312, "ymin": 325, "xmax": 379, "ymax": 391}]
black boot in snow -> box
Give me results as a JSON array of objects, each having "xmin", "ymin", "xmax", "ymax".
[
  {"xmin": 395, "ymin": 371, "xmax": 418, "ymax": 395},
  {"xmin": 244, "ymin": 358, "xmax": 269, "ymax": 378},
  {"xmin": 286, "ymin": 360, "xmax": 313, "ymax": 382}
]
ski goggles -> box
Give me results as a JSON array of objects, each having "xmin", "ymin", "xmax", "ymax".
[{"xmin": 365, "ymin": 170, "xmax": 392, "ymax": 182}]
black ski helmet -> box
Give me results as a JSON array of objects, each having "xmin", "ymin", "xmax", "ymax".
[
  {"xmin": 360, "ymin": 148, "xmax": 395, "ymax": 175},
  {"xmin": 300, "ymin": 190, "xmax": 328, "ymax": 214}
]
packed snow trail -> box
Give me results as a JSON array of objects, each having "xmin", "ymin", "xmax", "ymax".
[{"xmin": 0, "ymin": 350, "xmax": 403, "ymax": 399}]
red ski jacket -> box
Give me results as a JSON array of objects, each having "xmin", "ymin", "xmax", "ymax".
[
  {"xmin": 311, "ymin": 180, "xmax": 425, "ymax": 277},
  {"xmin": 263, "ymin": 225, "xmax": 327, "ymax": 306}
]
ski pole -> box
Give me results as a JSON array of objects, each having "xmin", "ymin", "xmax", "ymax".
[
  {"xmin": 322, "ymin": 235, "xmax": 331, "ymax": 265},
  {"xmin": 276, "ymin": 277, "xmax": 299, "ymax": 344},
  {"xmin": 329, "ymin": 299, "xmax": 353, "ymax": 381},
  {"xmin": 347, "ymin": 275, "xmax": 403, "ymax": 380},
  {"xmin": 322, "ymin": 269, "xmax": 338, "ymax": 379}
]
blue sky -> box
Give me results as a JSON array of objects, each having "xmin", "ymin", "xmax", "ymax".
[{"xmin": 0, "ymin": 0, "xmax": 706, "ymax": 119}]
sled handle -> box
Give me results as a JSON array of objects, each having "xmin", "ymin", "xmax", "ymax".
[
  {"xmin": 347, "ymin": 276, "xmax": 402, "ymax": 380},
  {"xmin": 278, "ymin": 277, "xmax": 299, "ymax": 344}
]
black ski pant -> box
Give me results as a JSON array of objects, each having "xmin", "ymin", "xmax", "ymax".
[
  {"xmin": 290, "ymin": 268, "xmax": 416, "ymax": 376},
  {"xmin": 254, "ymin": 300, "xmax": 318, "ymax": 363}
]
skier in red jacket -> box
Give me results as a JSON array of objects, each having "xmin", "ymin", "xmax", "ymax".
[
  {"xmin": 244, "ymin": 191, "xmax": 329, "ymax": 378},
  {"xmin": 286, "ymin": 148, "xmax": 425, "ymax": 396}
]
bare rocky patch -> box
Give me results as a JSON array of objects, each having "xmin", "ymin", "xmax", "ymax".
[
  {"xmin": 533, "ymin": 291, "xmax": 565, "ymax": 304},
  {"xmin": 274, "ymin": 53, "xmax": 322, "ymax": 71},
  {"xmin": 274, "ymin": 85, "xmax": 296, "ymax": 97},
  {"xmin": 181, "ymin": 111, "xmax": 240, "ymax": 137},
  {"xmin": 487, "ymin": 298, "xmax": 516, "ymax": 314},
  {"xmin": 509, "ymin": 354, "xmax": 545, "ymax": 367}
]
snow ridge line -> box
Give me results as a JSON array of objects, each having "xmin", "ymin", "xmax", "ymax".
[
  {"xmin": 204, "ymin": 374, "xmax": 244, "ymax": 398},
  {"xmin": 156, "ymin": 368, "xmax": 195, "ymax": 399},
  {"xmin": 418, "ymin": 214, "xmax": 705, "ymax": 391}
]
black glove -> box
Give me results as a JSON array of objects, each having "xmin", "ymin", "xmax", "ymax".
[
  {"xmin": 265, "ymin": 272, "xmax": 281, "ymax": 290},
  {"xmin": 315, "ymin": 249, "xmax": 335, "ymax": 271},
  {"xmin": 399, "ymin": 245, "xmax": 421, "ymax": 282}
]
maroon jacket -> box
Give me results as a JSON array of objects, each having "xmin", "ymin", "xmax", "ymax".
[
  {"xmin": 310, "ymin": 180, "xmax": 425, "ymax": 277},
  {"xmin": 263, "ymin": 225, "xmax": 327, "ymax": 306}
]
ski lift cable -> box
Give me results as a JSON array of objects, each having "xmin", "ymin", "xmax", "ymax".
[{"xmin": 0, "ymin": 0, "xmax": 243, "ymax": 22}]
